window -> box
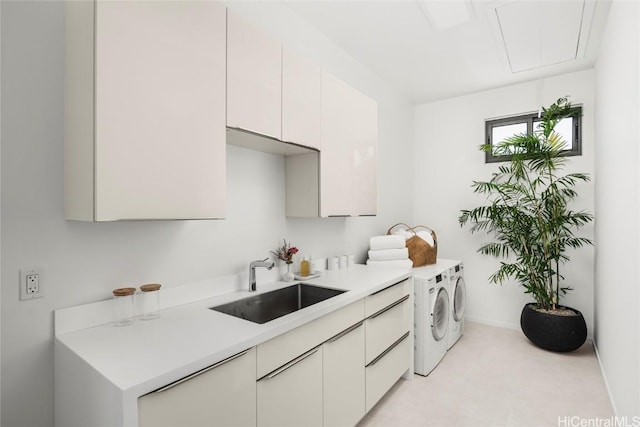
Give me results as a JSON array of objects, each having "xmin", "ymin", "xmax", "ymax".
[{"xmin": 484, "ymin": 106, "xmax": 582, "ymax": 163}]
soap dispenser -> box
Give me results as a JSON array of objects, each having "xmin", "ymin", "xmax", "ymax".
[
  {"xmin": 308, "ymin": 254, "xmax": 316, "ymax": 275},
  {"xmin": 300, "ymin": 256, "xmax": 310, "ymax": 277}
]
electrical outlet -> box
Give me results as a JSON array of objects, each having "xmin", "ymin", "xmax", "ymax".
[
  {"xmin": 26, "ymin": 274, "xmax": 39, "ymax": 294},
  {"xmin": 19, "ymin": 268, "xmax": 44, "ymax": 300}
]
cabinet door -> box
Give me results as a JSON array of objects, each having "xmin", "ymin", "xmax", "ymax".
[
  {"xmin": 93, "ymin": 1, "xmax": 226, "ymax": 220},
  {"xmin": 227, "ymin": 10, "xmax": 282, "ymax": 140},
  {"xmin": 320, "ymin": 71, "xmax": 354, "ymax": 217},
  {"xmin": 323, "ymin": 322, "xmax": 366, "ymax": 427},
  {"xmin": 282, "ymin": 47, "xmax": 321, "ymax": 149},
  {"xmin": 352, "ymin": 94, "xmax": 378, "ymax": 216},
  {"xmin": 257, "ymin": 347, "xmax": 323, "ymax": 427},
  {"xmin": 320, "ymin": 71, "xmax": 378, "ymax": 217},
  {"xmin": 138, "ymin": 348, "xmax": 256, "ymax": 427},
  {"xmin": 285, "ymin": 152, "xmax": 320, "ymax": 217}
]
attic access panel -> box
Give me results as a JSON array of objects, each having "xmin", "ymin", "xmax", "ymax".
[{"xmin": 495, "ymin": 1, "xmax": 586, "ymax": 73}]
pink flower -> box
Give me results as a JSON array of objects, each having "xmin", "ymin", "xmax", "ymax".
[{"xmin": 271, "ymin": 239, "xmax": 299, "ymax": 264}]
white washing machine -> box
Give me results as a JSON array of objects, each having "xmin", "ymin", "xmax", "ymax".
[
  {"xmin": 444, "ymin": 260, "xmax": 466, "ymax": 349},
  {"xmin": 414, "ymin": 266, "xmax": 449, "ymax": 376}
]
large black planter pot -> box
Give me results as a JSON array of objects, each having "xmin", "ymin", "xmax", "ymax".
[{"xmin": 520, "ymin": 303, "xmax": 587, "ymax": 352}]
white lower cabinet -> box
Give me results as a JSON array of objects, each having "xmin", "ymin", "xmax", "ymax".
[
  {"xmin": 363, "ymin": 279, "xmax": 412, "ymax": 413},
  {"xmin": 138, "ymin": 347, "xmax": 256, "ymax": 427},
  {"xmin": 135, "ymin": 282, "xmax": 412, "ymax": 427},
  {"xmin": 257, "ymin": 347, "xmax": 323, "ymax": 427},
  {"xmin": 256, "ymin": 300, "xmax": 364, "ymax": 379},
  {"xmin": 365, "ymin": 279, "xmax": 411, "ymax": 317},
  {"xmin": 365, "ymin": 296, "xmax": 411, "ymax": 365},
  {"xmin": 323, "ymin": 322, "xmax": 366, "ymax": 427},
  {"xmin": 256, "ymin": 300, "xmax": 364, "ymax": 427},
  {"xmin": 365, "ymin": 333, "xmax": 411, "ymax": 412}
]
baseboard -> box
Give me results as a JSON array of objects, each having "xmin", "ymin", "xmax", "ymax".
[
  {"xmin": 592, "ymin": 340, "xmax": 618, "ymax": 416},
  {"xmin": 466, "ymin": 316, "xmax": 595, "ymax": 340},
  {"xmin": 465, "ymin": 316, "xmax": 520, "ymax": 331}
]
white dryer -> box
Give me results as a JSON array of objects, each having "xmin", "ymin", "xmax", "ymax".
[
  {"xmin": 414, "ymin": 267, "xmax": 449, "ymax": 376},
  {"xmin": 445, "ymin": 260, "xmax": 466, "ymax": 349}
]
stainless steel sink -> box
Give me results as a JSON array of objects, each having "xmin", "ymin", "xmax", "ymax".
[{"xmin": 209, "ymin": 283, "xmax": 346, "ymax": 324}]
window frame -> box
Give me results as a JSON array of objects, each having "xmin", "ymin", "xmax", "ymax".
[{"xmin": 484, "ymin": 106, "xmax": 582, "ymax": 163}]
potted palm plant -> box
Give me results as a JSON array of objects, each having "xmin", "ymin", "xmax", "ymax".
[{"xmin": 459, "ymin": 97, "xmax": 593, "ymax": 352}]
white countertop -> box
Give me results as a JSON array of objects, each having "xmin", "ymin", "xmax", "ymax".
[{"xmin": 55, "ymin": 265, "xmax": 412, "ymax": 398}]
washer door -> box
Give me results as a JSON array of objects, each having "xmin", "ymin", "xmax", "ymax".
[
  {"xmin": 453, "ymin": 276, "xmax": 466, "ymax": 322},
  {"xmin": 431, "ymin": 287, "xmax": 449, "ymax": 341}
]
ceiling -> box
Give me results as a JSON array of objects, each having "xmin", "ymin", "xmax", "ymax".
[{"xmin": 283, "ymin": 0, "xmax": 612, "ymax": 104}]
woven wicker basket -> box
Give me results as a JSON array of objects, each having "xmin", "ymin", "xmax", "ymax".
[{"xmin": 387, "ymin": 223, "xmax": 438, "ymax": 267}]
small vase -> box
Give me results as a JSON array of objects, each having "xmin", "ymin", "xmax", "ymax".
[{"xmin": 282, "ymin": 263, "xmax": 295, "ymax": 282}]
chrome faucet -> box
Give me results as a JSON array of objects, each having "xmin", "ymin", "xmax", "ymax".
[{"xmin": 249, "ymin": 257, "xmax": 275, "ymax": 292}]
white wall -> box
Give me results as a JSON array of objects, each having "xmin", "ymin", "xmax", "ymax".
[
  {"xmin": 594, "ymin": 0, "xmax": 640, "ymax": 417},
  {"xmin": 0, "ymin": 2, "xmax": 414, "ymax": 426},
  {"xmin": 414, "ymin": 70, "xmax": 596, "ymax": 333},
  {"xmin": 0, "ymin": 0, "xmax": 3, "ymax": 413}
]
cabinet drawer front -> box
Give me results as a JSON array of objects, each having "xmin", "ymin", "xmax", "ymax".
[
  {"xmin": 365, "ymin": 335, "xmax": 410, "ymax": 413},
  {"xmin": 138, "ymin": 347, "xmax": 256, "ymax": 427},
  {"xmin": 365, "ymin": 297, "xmax": 410, "ymax": 365},
  {"xmin": 257, "ymin": 299, "xmax": 364, "ymax": 378},
  {"xmin": 364, "ymin": 278, "xmax": 410, "ymax": 317},
  {"xmin": 257, "ymin": 347, "xmax": 323, "ymax": 427}
]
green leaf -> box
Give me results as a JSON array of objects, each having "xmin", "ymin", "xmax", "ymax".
[{"xmin": 459, "ymin": 96, "xmax": 592, "ymax": 307}]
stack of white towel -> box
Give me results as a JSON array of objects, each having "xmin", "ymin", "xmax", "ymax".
[{"xmin": 366, "ymin": 235, "xmax": 413, "ymax": 269}]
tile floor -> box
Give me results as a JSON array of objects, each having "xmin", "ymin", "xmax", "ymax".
[{"xmin": 359, "ymin": 322, "xmax": 614, "ymax": 427}]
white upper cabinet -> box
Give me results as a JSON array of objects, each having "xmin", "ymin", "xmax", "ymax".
[
  {"xmin": 319, "ymin": 71, "xmax": 378, "ymax": 217},
  {"xmin": 227, "ymin": 10, "xmax": 282, "ymax": 140},
  {"xmin": 225, "ymin": 11, "xmax": 376, "ymax": 219},
  {"xmin": 320, "ymin": 72, "xmax": 354, "ymax": 217},
  {"xmin": 282, "ymin": 47, "xmax": 322, "ymax": 150},
  {"xmin": 65, "ymin": 0, "xmax": 226, "ymax": 221},
  {"xmin": 352, "ymin": 92, "xmax": 378, "ymax": 216}
]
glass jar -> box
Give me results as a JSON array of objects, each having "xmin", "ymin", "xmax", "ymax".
[
  {"xmin": 140, "ymin": 283, "xmax": 161, "ymax": 320},
  {"xmin": 112, "ymin": 287, "xmax": 136, "ymax": 326}
]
